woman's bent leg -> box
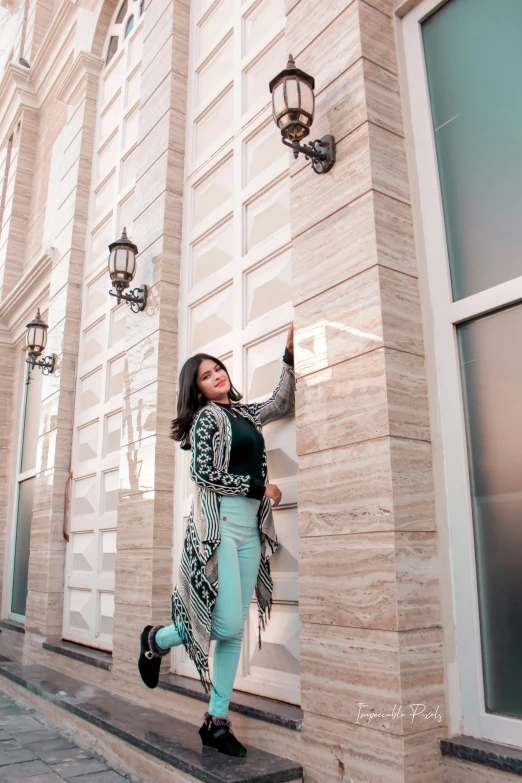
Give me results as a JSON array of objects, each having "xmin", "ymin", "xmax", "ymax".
[
  {"xmin": 155, "ymin": 623, "xmax": 184, "ymax": 650},
  {"xmin": 209, "ymin": 525, "xmax": 261, "ymax": 717}
]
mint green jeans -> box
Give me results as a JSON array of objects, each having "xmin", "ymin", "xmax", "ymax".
[{"xmin": 155, "ymin": 495, "xmax": 262, "ymax": 718}]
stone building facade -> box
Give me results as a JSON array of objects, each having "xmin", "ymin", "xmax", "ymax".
[{"xmin": 0, "ymin": 0, "xmax": 520, "ymax": 781}]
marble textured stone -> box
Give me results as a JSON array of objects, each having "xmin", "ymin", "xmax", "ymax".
[
  {"xmin": 299, "ymin": 533, "xmax": 397, "ymax": 629},
  {"xmin": 374, "ymin": 190, "xmax": 417, "ymax": 277},
  {"xmin": 300, "ymin": 624, "xmax": 444, "ymax": 734},
  {"xmin": 116, "ymin": 489, "xmax": 173, "ymax": 550},
  {"xmin": 296, "ymin": 349, "xmax": 388, "ymax": 455},
  {"xmin": 287, "ymin": 0, "xmax": 357, "ymax": 60},
  {"xmin": 384, "ymin": 348, "xmax": 430, "ymax": 442},
  {"xmin": 299, "ymin": 711, "xmax": 444, "ymax": 783},
  {"xmin": 291, "ymin": 123, "xmax": 371, "ymax": 240},
  {"xmin": 292, "ymin": 191, "xmax": 377, "ymax": 305},
  {"xmin": 297, "ymin": 436, "xmax": 435, "ymax": 537},
  {"xmin": 300, "ymin": 529, "xmax": 440, "ymax": 631},
  {"xmin": 297, "ymin": 438, "xmax": 394, "ymax": 536},
  {"xmin": 379, "ymin": 265, "xmax": 424, "ymax": 356},
  {"xmin": 295, "ymin": 265, "xmax": 383, "ymax": 375},
  {"xmin": 114, "ymin": 546, "xmax": 172, "ymax": 610},
  {"xmin": 443, "ymin": 756, "xmax": 522, "ymax": 783}
]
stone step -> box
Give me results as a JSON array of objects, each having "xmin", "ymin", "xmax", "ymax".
[{"xmin": 0, "ymin": 662, "xmax": 303, "ymax": 783}]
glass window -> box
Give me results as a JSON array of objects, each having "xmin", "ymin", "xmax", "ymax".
[
  {"xmin": 423, "ymin": 0, "xmax": 522, "ymax": 300},
  {"xmin": 116, "ymin": 0, "xmax": 127, "ymax": 23},
  {"xmin": 11, "ymin": 478, "xmax": 35, "ymax": 616},
  {"xmin": 458, "ymin": 304, "xmax": 522, "ymax": 717},
  {"xmin": 12, "ymin": 352, "xmax": 44, "ymax": 619},
  {"xmin": 125, "ymin": 15, "xmax": 134, "ymax": 38},
  {"xmin": 106, "ymin": 36, "xmax": 119, "ymax": 65}
]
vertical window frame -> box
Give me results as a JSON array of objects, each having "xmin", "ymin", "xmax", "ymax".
[{"xmin": 399, "ymin": 0, "xmax": 522, "ymax": 746}]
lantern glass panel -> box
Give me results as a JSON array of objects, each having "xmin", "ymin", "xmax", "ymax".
[
  {"xmin": 286, "ymin": 78, "xmax": 299, "ymax": 111},
  {"xmin": 117, "ymin": 248, "xmax": 135, "ymax": 275},
  {"xmin": 114, "ymin": 248, "xmax": 128, "ymax": 273},
  {"xmin": 300, "ymin": 82, "xmax": 314, "ymax": 115},
  {"xmin": 273, "ymin": 81, "xmax": 287, "ymax": 118},
  {"xmin": 37, "ymin": 326, "xmax": 47, "ymax": 350},
  {"xmin": 27, "ymin": 325, "xmax": 46, "ymax": 352}
]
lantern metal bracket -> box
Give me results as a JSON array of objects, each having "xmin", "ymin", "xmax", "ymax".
[
  {"xmin": 283, "ymin": 135, "xmax": 336, "ymax": 174},
  {"xmin": 109, "ymin": 282, "xmax": 148, "ymax": 313},
  {"xmin": 26, "ymin": 353, "xmax": 55, "ymax": 375}
]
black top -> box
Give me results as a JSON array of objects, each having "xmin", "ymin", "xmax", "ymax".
[
  {"xmin": 216, "ymin": 348, "xmax": 294, "ymax": 501},
  {"xmin": 216, "ymin": 404, "xmax": 266, "ymax": 500}
]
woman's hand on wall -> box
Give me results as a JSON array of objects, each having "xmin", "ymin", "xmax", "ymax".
[
  {"xmin": 264, "ymin": 483, "xmax": 282, "ymax": 506},
  {"xmin": 286, "ymin": 323, "xmax": 294, "ymax": 354}
]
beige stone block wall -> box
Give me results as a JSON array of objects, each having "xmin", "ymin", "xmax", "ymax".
[
  {"xmin": 110, "ymin": 0, "xmax": 189, "ymax": 692},
  {"xmin": 287, "ymin": 0, "xmax": 444, "ymax": 781}
]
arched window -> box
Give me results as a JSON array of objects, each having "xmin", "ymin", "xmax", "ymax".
[
  {"xmin": 61, "ymin": 0, "xmax": 145, "ymax": 652},
  {"xmin": 106, "ymin": 36, "xmax": 118, "ymax": 65},
  {"xmin": 115, "ymin": 0, "xmax": 127, "ymax": 23},
  {"xmin": 124, "ymin": 15, "xmax": 134, "ymax": 38}
]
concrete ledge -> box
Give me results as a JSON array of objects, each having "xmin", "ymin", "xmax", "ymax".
[
  {"xmin": 0, "ymin": 662, "xmax": 303, "ymax": 783},
  {"xmin": 159, "ymin": 673, "xmax": 303, "ymax": 731},
  {"xmin": 43, "ymin": 638, "xmax": 112, "ymax": 671},
  {"xmin": 441, "ymin": 735, "xmax": 522, "ymax": 777},
  {"xmin": 0, "ymin": 620, "xmax": 25, "ymax": 634}
]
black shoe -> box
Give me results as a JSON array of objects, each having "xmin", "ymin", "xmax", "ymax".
[
  {"xmin": 138, "ymin": 625, "xmax": 167, "ymax": 689},
  {"xmin": 199, "ymin": 712, "xmax": 247, "ymax": 757}
]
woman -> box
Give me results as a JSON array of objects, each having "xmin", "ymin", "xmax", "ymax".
[{"xmin": 138, "ymin": 324, "xmax": 296, "ymax": 758}]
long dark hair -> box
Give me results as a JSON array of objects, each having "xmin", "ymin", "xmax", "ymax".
[{"xmin": 171, "ymin": 353, "xmax": 242, "ymax": 449}]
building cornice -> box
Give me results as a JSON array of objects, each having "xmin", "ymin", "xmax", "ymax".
[
  {"xmin": 0, "ymin": 250, "xmax": 53, "ymax": 345},
  {"xmin": 57, "ymin": 50, "xmax": 103, "ymax": 104}
]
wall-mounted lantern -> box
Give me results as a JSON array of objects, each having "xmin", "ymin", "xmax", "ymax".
[
  {"xmin": 25, "ymin": 309, "xmax": 55, "ymax": 374},
  {"xmin": 108, "ymin": 227, "xmax": 148, "ymax": 313},
  {"xmin": 269, "ymin": 54, "xmax": 336, "ymax": 175}
]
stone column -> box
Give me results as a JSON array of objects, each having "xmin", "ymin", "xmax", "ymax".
[
  {"xmin": 110, "ymin": 0, "xmax": 189, "ymax": 692},
  {"xmin": 288, "ymin": 1, "xmax": 445, "ymax": 781},
  {"xmin": 0, "ymin": 107, "xmax": 39, "ymax": 300},
  {"xmin": 22, "ymin": 0, "xmax": 54, "ymax": 63},
  {"xmin": 24, "ymin": 56, "xmax": 103, "ymax": 660}
]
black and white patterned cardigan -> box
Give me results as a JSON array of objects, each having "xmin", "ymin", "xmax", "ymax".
[{"xmin": 171, "ymin": 356, "xmax": 296, "ymax": 692}]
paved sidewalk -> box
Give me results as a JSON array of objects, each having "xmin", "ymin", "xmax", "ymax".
[{"xmin": 0, "ymin": 688, "xmax": 139, "ymax": 782}]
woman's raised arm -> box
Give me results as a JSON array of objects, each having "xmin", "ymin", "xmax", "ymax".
[{"xmin": 249, "ymin": 324, "xmax": 296, "ymax": 426}]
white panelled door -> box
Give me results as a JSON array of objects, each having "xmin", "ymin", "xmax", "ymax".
[
  {"xmin": 174, "ymin": 0, "xmax": 300, "ymax": 703},
  {"xmin": 62, "ymin": 0, "xmax": 145, "ymax": 650}
]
